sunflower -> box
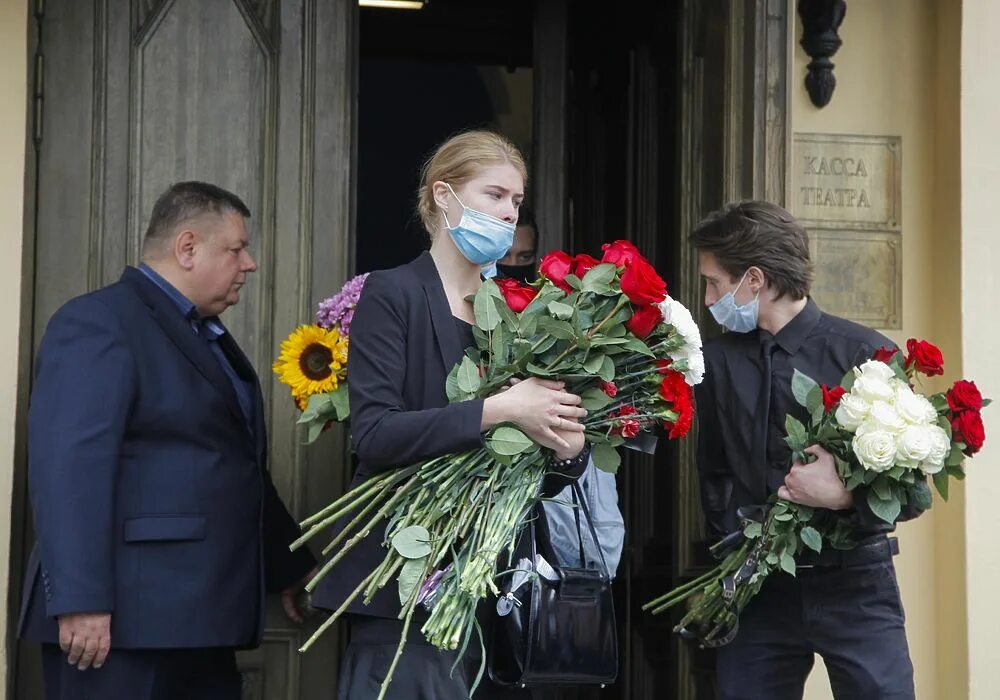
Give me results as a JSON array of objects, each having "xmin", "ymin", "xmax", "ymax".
[{"xmin": 273, "ymin": 324, "xmax": 349, "ymax": 404}]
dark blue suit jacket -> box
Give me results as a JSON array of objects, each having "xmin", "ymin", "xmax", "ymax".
[{"xmin": 19, "ymin": 267, "xmax": 315, "ymax": 649}]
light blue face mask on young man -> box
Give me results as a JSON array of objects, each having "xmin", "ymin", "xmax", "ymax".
[
  {"xmin": 709, "ymin": 269, "xmax": 759, "ymax": 333},
  {"xmin": 442, "ymin": 183, "xmax": 515, "ymax": 278}
]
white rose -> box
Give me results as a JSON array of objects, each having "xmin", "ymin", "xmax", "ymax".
[
  {"xmin": 895, "ymin": 425, "xmax": 933, "ymax": 469},
  {"xmin": 920, "ymin": 425, "xmax": 951, "ymax": 475},
  {"xmin": 853, "ymin": 430, "xmax": 898, "ymax": 472},
  {"xmin": 869, "ymin": 400, "xmax": 907, "ymax": 434},
  {"xmin": 852, "ymin": 374, "xmax": 895, "ymax": 404},
  {"xmin": 857, "ymin": 360, "xmax": 897, "ymax": 383},
  {"xmin": 894, "ymin": 384, "xmax": 938, "ymax": 426},
  {"xmin": 835, "ymin": 393, "xmax": 871, "ymax": 432}
]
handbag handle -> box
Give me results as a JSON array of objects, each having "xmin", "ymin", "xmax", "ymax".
[{"xmin": 568, "ymin": 479, "xmax": 611, "ymax": 579}]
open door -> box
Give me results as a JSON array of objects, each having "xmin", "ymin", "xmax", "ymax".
[{"xmin": 12, "ymin": 1, "xmax": 356, "ymax": 697}]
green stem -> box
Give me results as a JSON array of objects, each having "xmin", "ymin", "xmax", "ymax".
[{"xmin": 299, "ymin": 568, "xmax": 378, "ymax": 652}]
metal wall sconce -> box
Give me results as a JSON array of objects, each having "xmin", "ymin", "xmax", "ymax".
[{"xmin": 797, "ymin": 0, "xmax": 847, "ymax": 108}]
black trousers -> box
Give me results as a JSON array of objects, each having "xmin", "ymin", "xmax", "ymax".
[
  {"xmin": 337, "ymin": 616, "xmax": 534, "ymax": 700},
  {"xmin": 41, "ymin": 644, "xmax": 241, "ymax": 700},
  {"xmin": 715, "ymin": 559, "xmax": 915, "ymax": 700}
]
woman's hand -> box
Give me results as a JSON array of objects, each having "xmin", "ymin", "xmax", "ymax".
[
  {"xmin": 482, "ymin": 377, "xmax": 587, "ymax": 452},
  {"xmin": 551, "ymin": 421, "xmax": 586, "ymax": 461}
]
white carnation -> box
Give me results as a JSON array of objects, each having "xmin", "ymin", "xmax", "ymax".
[
  {"xmin": 853, "ymin": 430, "xmax": 898, "ymax": 472},
  {"xmin": 658, "ymin": 296, "xmax": 703, "ymax": 350},
  {"xmin": 835, "ymin": 393, "xmax": 871, "ymax": 432},
  {"xmin": 894, "ymin": 384, "xmax": 938, "ymax": 426},
  {"xmin": 869, "ymin": 400, "xmax": 907, "ymax": 434},
  {"xmin": 669, "ymin": 348, "xmax": 705, "ymax": 386},
  {"xmin": 920, "ymin": 425, "xmax": 951, "ymax": 475},
  {"xmin": 895, "ymin": 425, "xmax": 933, "ymax": 469}
]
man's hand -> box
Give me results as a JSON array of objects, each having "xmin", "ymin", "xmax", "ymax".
[
  {"xmin": 281, "ymin": 568, "xmax": 318, "ymax": 624},
  {"xmin": 58, "ymin": 612, "xmax": 111, "ymax": 670},
  {"xmin": 778, "ymin": 444, "xmax": 854, "ymax": 510}
]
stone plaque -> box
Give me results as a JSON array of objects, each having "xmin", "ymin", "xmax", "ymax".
[
  {"xmin": 793, "ymin": 133, "xmax": 901, "ymax": 231},
  {"xmin": 809, "ymin": 230, "xmax": 902, "ymax": 329}
]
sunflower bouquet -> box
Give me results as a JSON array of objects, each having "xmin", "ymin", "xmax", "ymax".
[
  {"xmin": 272, "ymin": 273, "xmax": 368, "ymax": 442},
  {"xmin": 291, "ymin": 242, "xmax": 703, "ymax": 698},
  {"xmin": 644, "ymin": 339, "xmax": 989, "ymax": 647}
]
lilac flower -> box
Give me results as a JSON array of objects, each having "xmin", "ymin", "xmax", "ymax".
[{"xmin": 316, "ymin": 273, "xmax": 369, "ymax": 337}]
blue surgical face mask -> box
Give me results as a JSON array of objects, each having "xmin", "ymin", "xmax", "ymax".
[
  {"xmin": 442, "ymin": 183, "xmax": 515, "ymax": 277},
  {"xmin": 709, "ymin": 270, "xmax": 759, "ymax": 333}
]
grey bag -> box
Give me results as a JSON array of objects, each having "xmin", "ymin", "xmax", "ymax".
[{"xmin": 541, "ymin": 457, "xmax": 625, "ymax": 578}]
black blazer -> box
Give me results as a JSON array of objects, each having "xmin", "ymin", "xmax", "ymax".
[{"xmin": 311, "ymin": 252, "xmax": 583, "ymax": 619}]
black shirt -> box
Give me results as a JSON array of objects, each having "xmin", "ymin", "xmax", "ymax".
[{"xmin": 695, "ymin": 298, "xmax": 922, "ymax": 540}]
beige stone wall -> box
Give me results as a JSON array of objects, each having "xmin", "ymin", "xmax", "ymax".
[
  {"xmin": 792, "ymin": 0, "xmax": 964, "ymax": 697},
  {"xmin": 0, "ymin": 0, "xmax": 28, "ymax": 691}
]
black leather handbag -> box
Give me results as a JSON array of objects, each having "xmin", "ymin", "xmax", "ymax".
[{"xmin": 487, "ymin": 481, "xmax": 618, "ymax": 688}]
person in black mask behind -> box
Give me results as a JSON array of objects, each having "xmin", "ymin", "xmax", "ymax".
[{"xmin": 496, "ymin": 204, "xmax": 539, "ymax": 282}]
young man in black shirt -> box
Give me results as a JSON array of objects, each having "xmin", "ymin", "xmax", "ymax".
[{"xmin": 692, "ymin": 201, "xmax": 919, "ymax": 699}]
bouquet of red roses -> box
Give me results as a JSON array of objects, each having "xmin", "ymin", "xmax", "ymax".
[
  {"xmin": 645, "ymin": 338, "xmax": 988, "ymax": 646},
  {"xmin": 291, "ymin": 241, "xmax": 701, "ymax": 697}
]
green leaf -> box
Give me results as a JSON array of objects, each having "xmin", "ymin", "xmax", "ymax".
[
  {"xmin": 473, "ymin": 283, "xmax": 502, "ymax": 331},
  {"xmin": 537, "ymin": 316, "xmax": 576, "ymax": 340},
  {"xmin": 800, "ymin": 526, "xmax": 823, "ymax": 553},
  {"xmin": 562, "ymin": 273, "xmax": 582, "ymax": 290},
  {"xmin": 580, "ymin": 387, "xmax": 614, "ymax": 411},
  {"xmin": 328, "ymin": 383, "xmax": 350, "ymax": 421},
  {"xmin": 866, "ymin": 489, "xmax": 902, "ymax": 524},
  {"xmin": 841, "ymin": 368, "xmax": 857, "ymax": 391},
  {"xmin": 547, "ymin": 300, "xmax": 575, "ymax": 320},
  {"xmin": 445, "ymin": 367, "xmax": 462, "ymax": 402},
  {"xmin": 398, "ymin": 557, "xmax": 427, "ymax": 605},
  {"xmin": 912, "ymin": 480, "xmax": 933, "ymax": 510},
  {"xmin": 871, "ymin": 477, "xmax": 891, "ymax": 501},
  {"xmin": 743, "ymin": 521, "xmax": 763, "ymax": 538},
  {"xmin": 792, "ymin": 370, "xmax": 820, "ymax": 408},
  {"xmin": 620, "ymin": 337, "xmax": 656, "ymax": 358},
  {"xmin": 784, "ymin": 415, "xmax": 809, "ymax": 452},
  {"xmin": 598, "ymin": 355, "xmax": 616, "ymax": 382},
  {"xmin": 580, "ymin": 263, "xmax": 617, "ymax": 294},
  {"xmin": 779, "ymin": 551, "xmax": 797, "ymax": 576},
  {"xmin": 305, "ymin": 420, "xmax": 325, "ymax": 444},
  {"xmin": 933, "ymin": 471, "xmax": 950, "ymax": 501},
  {"xmin": 946, "ymin": 445, "xmax": 965, "ymax": 467},
  {"xmin": 488, "ymin": 426, "xmax": 535, "ymax": 456},
  {"xmin": 456, "ymin": 356, "xmax": 482, "ymax": 394},
  {"xmin": 929, "ymin": 393, "xmax": 950, "ymax": 413},
  {"xmin": 591, "ymin": 443, "xmax": 621, "ymax": 473},
  {"xmin": 490, "ymin": 326, "xmax": 507, "ymax": 367},
  {"xmin": 391, "ymin": 525, "xmax": 432, "ymax": 559},
  {"xmin": 583, "ymin": 353, "xmax": 606, "ymax": 374},
  {"xmin": 492, "ymin": 296, "xmax": 520, "ymax": 330}
]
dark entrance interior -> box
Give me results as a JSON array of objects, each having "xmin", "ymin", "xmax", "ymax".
[{"xmin": 355, "ymin": 1, "xmax": 711, "ymax": 697}]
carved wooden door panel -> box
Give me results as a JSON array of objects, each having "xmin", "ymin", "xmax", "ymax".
[{"xmin": 14, "ymin": 1, "xmax": 356, "ymax": 697}]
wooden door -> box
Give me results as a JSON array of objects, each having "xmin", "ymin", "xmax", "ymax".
[{"xmin": 12, "ymin": 0, "xmax": 356, "ymax": 697}]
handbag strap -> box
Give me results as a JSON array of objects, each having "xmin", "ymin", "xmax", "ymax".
[{"xmin": 569, "ymin": 479, "xmax": 611, "ymax": 579}]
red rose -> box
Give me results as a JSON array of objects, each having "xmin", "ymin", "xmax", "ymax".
[
  {"xmin": 626, "ymin": 305, "xmax": 661, "ymax": 339},
  {"xmin": 947, "ymin": 379, "xmax": 984, "ymax": 413},
  {"xmin": 905, "ymin": 338, "xmax": 944, "ymax": 377},
  {"xmin": 872, "ymin": 346, "xmax": 899, "ymax": 363},
  {"xmin": 600, "ymin": 381, "xmax": 618, "ymax": 398},
  {"xmin": 601, "ymin": 239, "xmax": 644, "ymax": 267},
  {"xmin": 572, "ymin": 253, "xmax": 601, "ymax": 279},
  {"xmin": 952, "ymin": 410, "xmax": 986, "ymax": 455},
  {"xmin": 496, "ymin": 278, "xmax": 537, "ymax": 312},
  {"xmin": 821, "ymin": 385, "xmax": 846, "ymax": 412},
  {"xmin": 539, "ymin": 250, "xmax": 574, "ymax": 293},
  {"xmin": 620, "ymin": 257, "xmax": 667, "ymax": 306}
]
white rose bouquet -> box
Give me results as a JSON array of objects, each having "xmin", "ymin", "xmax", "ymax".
[{"xmin": 645, "ymin": 338, "xmax": 989, "ymax": 646}]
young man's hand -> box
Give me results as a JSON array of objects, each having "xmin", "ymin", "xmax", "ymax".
[{"xmin": 778, "ymin": 444, "xmax": 853, "ymax": 510}]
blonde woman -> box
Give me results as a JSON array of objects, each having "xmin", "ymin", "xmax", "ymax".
[{"xmin": 312, "ymin": 131, "xmax": 590, "ymax": 699}]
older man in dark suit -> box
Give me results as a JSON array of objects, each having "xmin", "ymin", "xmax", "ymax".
[{"xmin": 19, "ymin": 181, "xmax": 316, "ymax": 699}]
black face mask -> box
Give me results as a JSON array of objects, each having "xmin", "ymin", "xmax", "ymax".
[{"xmin": 495, "ymin": 262, "xmax": 537, "ymax": 284}]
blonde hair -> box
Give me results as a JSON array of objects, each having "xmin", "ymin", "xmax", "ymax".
[{"xmin": 416, "ymin": 130, "xmax": 528, "ymax": 236}]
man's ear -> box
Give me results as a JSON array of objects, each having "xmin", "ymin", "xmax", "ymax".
[
  {"xmin": 747, "ymin": 265, "xmax": 767, "ymax": 294},
  {"xmin": 174, "ymin": 230, "xmax": 197, "ymax": 270}
]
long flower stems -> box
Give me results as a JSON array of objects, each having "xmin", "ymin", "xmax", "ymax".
[{"xmin": 300, "ymin": 567, "xmax": 379, "ymax": 652}]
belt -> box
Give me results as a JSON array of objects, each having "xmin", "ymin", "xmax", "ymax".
[{"xmin": 797, "ymin": 535, "xmax": 899, "ymax": 570}]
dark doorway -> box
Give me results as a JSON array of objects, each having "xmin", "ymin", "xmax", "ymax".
[{"xmin": 354, "ymin": 1, "xmax": 695, "ymax": 699}]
